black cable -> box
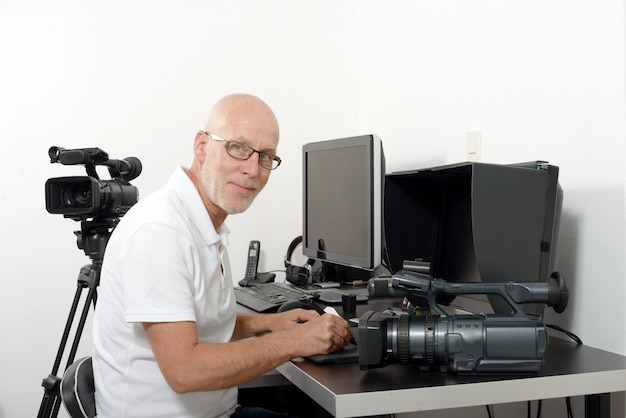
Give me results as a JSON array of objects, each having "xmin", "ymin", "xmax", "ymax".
[
  {"xmin": 536, "ymin": 399, "xmax": 542, "ymax": 418},
  {"xmin": 533, "ymin": 325, "xmax": 582, "ymax": 418},
  {"xmin": 525, "ymin": 400, "xmax": 542, "ymax": 418},
  {"xmin": 566, "ymin": 397, "xmax": 573, "ymax": 418},
  {"xmin": 485, "ymin": 404, "xmax": 493, "ymax": 418},
  {"xmin": 546, "ymin": 324, "xmax": 583, "ymax": 345}
]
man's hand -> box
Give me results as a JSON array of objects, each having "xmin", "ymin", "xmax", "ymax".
[
  {"xmin": 235, "ymin": 308, "xmax": 352, "ymax": 355},
  {"xmin": 267, "ymin": 308, "xmax": 320, "ymax": 331},
  {"xmin": 275, "ymin": 312, "xmax": 353, "ymax": 356}
]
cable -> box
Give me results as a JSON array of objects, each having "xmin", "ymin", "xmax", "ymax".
[
  {"xmin": 530, "ymin": 325, "xmax": 582, "ymax": 418},
  {"xmin": 536, "ymin": 399, "xmax": 542, "ymax": 417},
  {"xmin": 485, "ymin": 404, "xmax": 493, "ymax": 418},
  {"xmin": 566, "ymin": 397, "xmax": 574, "ymax": 418},
  {"xmin": 546, "ymin": 324, "xmax": 583, "ymax": 345},
  {"xmin": 523, "ymin": 400, "xmax": 543, "ymax": 418}
]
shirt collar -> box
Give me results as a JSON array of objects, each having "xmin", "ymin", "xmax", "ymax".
[{"xmin": 169, "ymin": 165, "xmax": 230, "ymax": 247}]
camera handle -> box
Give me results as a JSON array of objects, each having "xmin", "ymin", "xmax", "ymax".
[
  {"xmin": 425, "ymin": 271, "xmax": 569, "ymax": 317},
  {"xmin": 384, "ymin": 270, "xmax": 569, "ymax": 317},
  {"xmin": 37, "ymin": 262, "xmax": 100, "ymax": 418}
]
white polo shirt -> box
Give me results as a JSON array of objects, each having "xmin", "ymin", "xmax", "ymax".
[{"xmin": 93, "ymin": 165, "xmax": 238, "ymax": 418}]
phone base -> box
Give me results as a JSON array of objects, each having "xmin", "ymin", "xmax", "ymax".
[{"xmin": 238, "ymin": 272, "xmax": 276, "ymax": 287}]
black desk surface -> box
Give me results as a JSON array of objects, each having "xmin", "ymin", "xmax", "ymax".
[{"xmin": 289, "ymin": 337, "xmax": 626, "ymax": 395}]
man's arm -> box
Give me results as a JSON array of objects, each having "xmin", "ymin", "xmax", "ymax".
[
  {"xmin": 144, "ymin": 312, "xmax": 351, "ymax": 394},
  {"xmin": 231, "ymin": 310, "xmax": 320, "ymax": 340}
]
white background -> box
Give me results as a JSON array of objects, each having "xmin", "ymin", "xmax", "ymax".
[{"xmin": 1, "ymin": 1, "xmax": 625, "ymax": 417}]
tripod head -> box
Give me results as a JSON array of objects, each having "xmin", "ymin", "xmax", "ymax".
[{"xmin": 75, "ymin": 218, "xmax": 116, "ymax": 263}]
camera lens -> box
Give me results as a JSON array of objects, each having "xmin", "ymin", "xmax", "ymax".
[
  {"xmin": 397, "ymin": 314, "xmax": 410, "ymax": 364},
  {"xmin": 65, "ymin": 185, "xmax": 92, "ymax": 207}
]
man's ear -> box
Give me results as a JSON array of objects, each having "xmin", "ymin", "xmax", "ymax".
[{"xmin": 193, "ymin": 131, "xmax": 208, "ymax": 163}]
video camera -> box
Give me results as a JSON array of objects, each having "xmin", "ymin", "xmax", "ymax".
[
  {"xmin": 44, "ymin": 146, "xmax": 142, "ymax": 260},
  {"xmin": 45, "ymin": 146, "xmax": 141, "ymax": 221},
  {"xmin": 359, "ymin": 270, "xmax": 569, "ymax": 374}
]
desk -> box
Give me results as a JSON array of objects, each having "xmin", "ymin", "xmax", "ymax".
[
  {"xmin": 237, "ymin": 290, "xmax": 626, "ymax": 417},
  {"xmin": 276, "ymin": 338, "xmax": 626, "ymax": 417}
]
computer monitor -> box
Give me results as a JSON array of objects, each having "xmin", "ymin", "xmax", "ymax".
[
  {"xmin": 302, "ymin": 134, "xmax": 385, "ymax": 281},
  {"xmin": 384, "ymin": 161, "xmax": 563, "ymax": 315}
]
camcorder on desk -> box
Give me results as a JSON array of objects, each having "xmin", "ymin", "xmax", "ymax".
[{"xmin": 359, "ymin": 270, "xmax": 569, "ymax": 374}]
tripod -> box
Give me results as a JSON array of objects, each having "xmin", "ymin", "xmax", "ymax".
[{"xmin": 37, "ymin": 218, "xmax": 116, "ymax": 418}]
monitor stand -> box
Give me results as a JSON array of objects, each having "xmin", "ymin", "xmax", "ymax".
[{"xmin": 318, "ymin": 262, "xmax": 390, "ymax": 283}]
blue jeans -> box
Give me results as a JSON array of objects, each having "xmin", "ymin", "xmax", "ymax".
[{"xmin": 232, "ymin": 406, "xmax": 298, "ymax": 418}]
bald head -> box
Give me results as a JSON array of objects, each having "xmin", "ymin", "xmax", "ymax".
[{"xmin": 204, "ymin": 94, "xmax": 279, "ymax": 143}]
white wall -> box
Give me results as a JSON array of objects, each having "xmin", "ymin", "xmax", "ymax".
[
  {"xmin": 0, "ymin": 1, "xmax": 624, "ymax": 417},
  {"xmin": 354, "ymin": 0, "xmax": 626, "ymax": 354}
]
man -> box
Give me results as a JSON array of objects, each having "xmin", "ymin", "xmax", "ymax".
[{"xmin": 92, "ymin": 93, "xmax": 352, "ymax": 418}]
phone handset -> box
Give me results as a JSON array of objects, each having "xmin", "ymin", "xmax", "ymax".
[{"xmin": 244, "ymin": 240, "xmax": 261, "ymax": 281}]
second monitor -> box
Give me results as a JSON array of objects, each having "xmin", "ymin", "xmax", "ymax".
[{"xmin": 384, "ymin": 160, "xmax": 563, "ymax": 315}]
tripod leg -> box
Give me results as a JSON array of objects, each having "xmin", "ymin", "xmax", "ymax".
[
  {"xmin": 37, "ymin": 264, "xmax": 100, "ymax": 418},
  {"xmin": 38, "ymin": 283, "xmax": 83, "ymax": 418},
  {"xmin": 66, "ymin": 265, "xmax": 100, "ymax": 369}
]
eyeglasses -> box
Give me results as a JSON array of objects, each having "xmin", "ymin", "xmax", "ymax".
[{"xmin": 203, "ymin": 131, "xmax": 282, "ymax": 170}]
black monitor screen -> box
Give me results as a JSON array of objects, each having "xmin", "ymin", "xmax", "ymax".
[{"xmin": 303, "ymin": 135, "xmax": 384, "ymax": 274}]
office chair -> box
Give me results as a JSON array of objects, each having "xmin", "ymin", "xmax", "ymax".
[{"xmin": 60, "ymin": 356, "xmax": 97, "ymax": 418}]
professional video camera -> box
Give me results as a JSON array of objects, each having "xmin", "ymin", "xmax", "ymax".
[
  {"xmin": 38, "ymin": 146, "xmax": 141, "ymax": 418},
  {"xmin": 359, "ymin": 270, "xmax": 569, "ymax": 374},
  {"xmin": 44, "ymin": 146, "xmax": 141, "ymax": 260},
  {"xmin": 45, "ymin": 146, "xmax": 141, "ymax": 221}
]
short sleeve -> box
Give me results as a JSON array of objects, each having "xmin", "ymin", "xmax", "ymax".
[{"xmin": 120, "ymin": 222, "xmax": 198, "ymax": 323}]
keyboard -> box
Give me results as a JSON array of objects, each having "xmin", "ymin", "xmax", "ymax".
[{"xmin": 234, "ymin": 282, "xmax": 317, "ymax": 313}]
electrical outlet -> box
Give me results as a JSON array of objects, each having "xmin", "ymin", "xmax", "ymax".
[{"xmin": 466, "ymin": 129, "xmax": 482, "ymax": 162}]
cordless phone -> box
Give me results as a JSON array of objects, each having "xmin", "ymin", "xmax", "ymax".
[{"xmin": 244, "ymin": 240, "xmax": 260, "ymax": 281}]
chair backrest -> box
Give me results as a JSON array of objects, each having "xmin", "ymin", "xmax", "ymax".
[{"xmin": 60, "ymin": 356, "xmax": 97, "ymax": 418}]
